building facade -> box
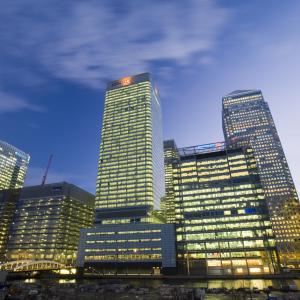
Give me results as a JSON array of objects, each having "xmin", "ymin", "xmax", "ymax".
[
  {"xmin": 222, "ymin": 90, "xmax": 300, "ymax": 267},
  {"xmin": 77, "ymin": 223, "xmax": 176, "ymax": 275},
  {"xmin": 6, "ymin": 182, "xmax": 94, "ymax": 265},
  {"xmin": 161, "ymin": 140, "xmax": 179, "ymax": 224},
  {"xmin": 168, "ymin": 142, "xmax": 278, "ymax": 275},
  {"xmin": 0, "ymin": 140, "xmax": 30, "ymax": 190},
  {"xmin": 77, "ymin": 74, "xmax": 174, "ymax": 275},
  {"xmin": 95, "ymin": 73, "xmax": 164, "ymax": 225},
  {"xmin": 0, "ymin": 189, "xmax": 21, "ymax": 262}
]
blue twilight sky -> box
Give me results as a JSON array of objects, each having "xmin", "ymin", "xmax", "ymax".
[{"xmin": 0, "ymin": 0, "xmax": 300, "ymax": 194}]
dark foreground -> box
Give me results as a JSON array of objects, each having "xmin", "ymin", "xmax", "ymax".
[{"xmin": 1, "ymin": 279, "xmax": 300, "ymax": 300}]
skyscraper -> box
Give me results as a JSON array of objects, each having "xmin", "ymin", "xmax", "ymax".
[
  {"xmin": 0, "ymin": 140, "xmax": 30, "ymax": 190},
  {"xmin": 95, "ymin": 73, "xmax": 165, "ymax": 224},
  {"xmin": 222, "ymin": 90, "xmax": 300, "ymax": 266},
  {"xmin": 77, "ymin": 74, "xmax": 176, "ymax": 275}
]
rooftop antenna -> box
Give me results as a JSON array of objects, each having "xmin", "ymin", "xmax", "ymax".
[{"xmin": 41, "ymin": 154, "xmax": 53, "ymax": 185}]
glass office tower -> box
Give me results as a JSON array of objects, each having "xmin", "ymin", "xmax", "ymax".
[
  {"xmin": 77, "ymin": 74, "xmax": 176, "ymax": 275},
  {"xmin": 95, "ymin": 73, "xmax": 164, "ymax": 224},
  {"xmin": 161, "ymin": 140, "xmax": 179, "ymax": 224},
  {"xmin": 222, "ymin": 90, "xmax": 300, "ymax": 267},
  {"xmin": 172, "ymin": 142, "xmax": 278, "ymax": 275},
  {"xmin": 0, "ymin": 140, "xmax": 30, "ymax": 190}
]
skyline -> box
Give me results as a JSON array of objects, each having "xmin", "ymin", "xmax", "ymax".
[{"xmin": 0, "ymin": 1, "xmax": 300, "ymax": 194}]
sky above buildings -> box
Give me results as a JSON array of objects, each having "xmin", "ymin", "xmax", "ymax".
[{"xmin": 0, "ymin": 0, "xmax": 300, "ymax": 193}]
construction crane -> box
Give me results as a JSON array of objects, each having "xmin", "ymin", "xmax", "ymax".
[{"xmin": 41, "ymin": 154, "xmax": 53, "ymax": 185}]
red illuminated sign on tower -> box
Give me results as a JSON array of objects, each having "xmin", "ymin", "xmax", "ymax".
[{"xmin": 119, "ymin": 76, "xmax": 133, "ymax": 86}]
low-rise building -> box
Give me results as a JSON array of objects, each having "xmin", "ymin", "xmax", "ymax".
[
  {"xmin": 6, "ymin": 182, "xmax": 94, "ymax": 265},
  {"xmin": 77, "ymin": 223, "xmax": 176, "ymax": 275}
]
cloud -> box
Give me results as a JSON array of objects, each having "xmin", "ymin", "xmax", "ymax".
[
  {"xmin": 0, "ymin": 91, "xmax": 43, "ymax": 113},
  {"xmin": 0, "ymin": 0, "xmax": 230, "ymax": 88}
]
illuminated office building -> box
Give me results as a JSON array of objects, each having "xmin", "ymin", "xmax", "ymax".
[
  {"xmin": 171, "ymin": 142, "xmax": 278, "ymax": 275},
  {"xmin": 6, "ymin": 182, "xmax": 94, "ymax": 265},
  {"xmin": 0, "ymin": 140, "xmax": 30, "ymax": 190},
  {"xmin": 77, "ymin": 223, "xmax": 176, "ymax": 275},
  {"xmin": 0, "ymin": 189, "xmax": 20, "ymax": 262},
  {"xmin": 95, "ymin": 73, "xmax": 164, "ymax": 224},
  {"xmin": 77, "ymin": 74, "xmax": 176, "ymax": 275},
  {"xmin": 222, "ymin": 90, "xmax": 300, "ymax": 267},
  {"xmin": 161, "ymin": 140, "xmax": 179, "ymax": 223}
]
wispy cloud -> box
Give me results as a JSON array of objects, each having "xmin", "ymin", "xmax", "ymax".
[
  {"xmin": 0, "ymin": 91, "xmax": 43, "ymax": 113},
  {"xmin": 0, "ymin": 0, "xmax": 230, "ymax": 88}
]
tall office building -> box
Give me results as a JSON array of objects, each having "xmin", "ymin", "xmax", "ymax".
[
  {"xmin": 161, "ymin": 140, "xmax": 179, "ymax": 223},
  {"xmin": 95, "ymin": 73, "xmax": 165, "ymax": 224},
  {"xmin": 6, "ymin": 182, "xmax": 94, "ymax": 265},
  {"xmin": 222, "ymin": 90, "xmax": 300, "ymax": 266},
  {"xmin": 0, "ymin": 140, "xmax": 30, "ymax": 190},
  {"xmin": 171, "ymin": 142, "xmax": 278, "ymax": 275},
  {"xmin": 77, "ymin": 74, "xmax": 176, "ymax": 275}
]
